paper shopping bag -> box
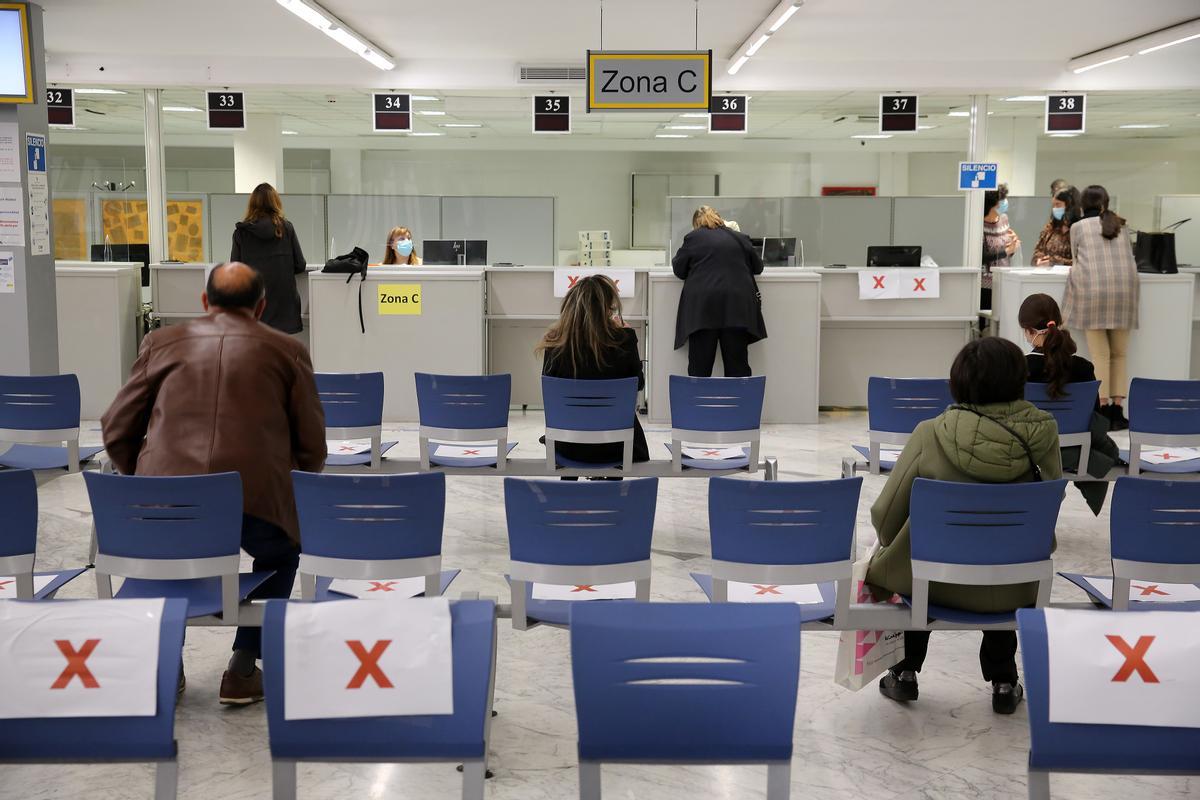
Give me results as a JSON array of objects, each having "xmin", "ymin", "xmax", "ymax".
[{"xmin": 834, "ymin": 546, "xmax": 905, "ymax": 691}]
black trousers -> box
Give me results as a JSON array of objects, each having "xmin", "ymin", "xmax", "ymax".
[
  {"xmin": 894, "ymin": 630, "xmax": 1019, "ymax": 684},
  {"xmin": 688, "ymin": 328, "xmax": 752, "ymax": 378},
  {"xmin": 232, "ymin": 514, "xmax": 300, "ymax": 658}
]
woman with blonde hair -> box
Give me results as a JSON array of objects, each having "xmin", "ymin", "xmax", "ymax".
[
  {"xmin": 230, "ymin": 182, "xmax": 307, "ymax": 334},
  {"xmin": 538, "ymin": 274, "xmax": 649, "ymax": 466},
  {"xmin": 382, "ymin": 226, "xmax": 422, "ymax": 266},
  {"xmin": 671, "ymin": 205, "xmax": 766, "ymax": 377}
]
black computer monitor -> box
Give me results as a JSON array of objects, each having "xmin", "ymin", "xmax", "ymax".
[
  {"xmin": 92, "ymin": 243, "xmax": 151, "ymax": 286},
  {"xmin": 762, "ymin": 237, "xmax": 796, "ymax": 267},
  {"xmin": 422, "ymin": 239, "xmax": 488, "ymax": 266},
  {"xmin": 866, "ymin": 245, "xmax": 922, "ymax": 267},
  {"xmin": 464, "ymin": 240, "xmax": 487, "ymax": 266}
]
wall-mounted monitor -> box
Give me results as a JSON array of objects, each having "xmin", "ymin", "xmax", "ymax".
[{"xmin": 0, "ymin": 4, "xmax": 34, "ymax": 104}]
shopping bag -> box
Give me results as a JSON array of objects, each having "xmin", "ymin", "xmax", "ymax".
[
  {"xmin": 1134, "ymin": 220, "xmax": 1187, "ymax": 274},
  {"xmin": 834, "ymin": 545, "xmax": 905, "ymax": 691}
]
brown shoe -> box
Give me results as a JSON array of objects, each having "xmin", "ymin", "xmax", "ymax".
[{"xmin": 219, "ymin": 667, "xmax": 264, "ymax": 705}]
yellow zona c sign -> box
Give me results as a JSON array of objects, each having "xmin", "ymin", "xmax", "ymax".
[{"xmin": 377, "ymin": 283, "xmax": 422, "ymax": 315}]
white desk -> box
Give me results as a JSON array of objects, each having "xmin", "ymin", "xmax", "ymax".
[
  {"xmin": 150, "ymin": 262, "xmax": 318, "ymax": 325},
  {"xmin": 1178, "ymin": 267, "xmax": 1200, "ymax": 378}
]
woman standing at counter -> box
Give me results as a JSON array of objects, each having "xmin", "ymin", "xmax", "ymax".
[
  {"xmin": 1064, "ymin": 184, "xmax": 1139, "ymax": 430},
  {"xmin": 981, "ymin": 184, "xmax": 1018, "ymax": 312},
  {"xmin": 1032, "ymin": 186, "xmax": 1079, "ymax": 266},
  {"xmin": 671, "ymin": 205, "xmax": 766, "ymax": 378},
  {"xmin": 382, "ymin": 226, "xmax": 422, "ymax": 266},
  {"xmin": 230, "ymin": 183, "xmax": 306, "ymax": 335}
]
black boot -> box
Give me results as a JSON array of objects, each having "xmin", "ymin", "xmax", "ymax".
[
  {"xmin": 879, "ymin": 669, "xmax": 919, "ymax": 702},
  {"xmin": 1107, "ymin": 404, "xmax": 1129, "ymax": 431},
  {"xmin": 992, "ymin": 681, "xmax": 1024, "ymax": 714}
]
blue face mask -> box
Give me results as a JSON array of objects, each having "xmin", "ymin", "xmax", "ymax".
[
  {"xmin": 997, "ymin": 199, "xmax": 1009, "ymax": 215},
  {"xmin": 394, "ymin": 239, "xmax": 414, "ymax": 257},
  {"xmin": 1051, "ymin": 206, "xmax": 1066, "ymax": 221}
]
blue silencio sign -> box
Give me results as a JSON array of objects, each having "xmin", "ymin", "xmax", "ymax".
[
  {"xmin": 26, "ymin": 133, "xmax": 45, "ymax": 173},
  {"xmin": 958, "ymin": 162, "xmax": 998, "ymax": 191}
]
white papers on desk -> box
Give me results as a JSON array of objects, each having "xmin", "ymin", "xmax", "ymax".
[
  {"xmin": 858, "ymin": 268, "xmax": 939, "ymax": 300},
  {"xmin": 727, "ymin": 581, "xmax": 824, "ymax": 604},
  {"xmin": 433, "ymin": 445, "xmax": 497, "ymax": 459},
  {"xmin": 531, "ymin": 582, "xmax": 637, "ymax": 601},
  {"xmin": 682, "ymin": 446, "xmax": 744, "ymax": 460},
  {"xmin": 1139, "ymin": 447, "xmax": 1200, "ymax": 465},
  {"xmin": 328, "ymin": 577, "xmax": 427, "ymax": 600},
  {"xmin": 0, "ymin": 574, "xmax": 57, "ymax": 598},
  {"xmin": 878, "ymin": 448, "xmax": 903, "ymax": 466},
  {"xmin": 328, "ymin": 439, "xmax": 373, "ymax": 455},
  {"xmin": 1082, "ymin": 577, "xmax": 1200, "ymax": 604}
]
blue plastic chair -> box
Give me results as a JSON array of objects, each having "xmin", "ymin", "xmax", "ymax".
[
  {"xmin": 1061, "ymin": 478, "xmax": 1200, "ymax": 611},
  {"xmin": 908, "ymin": 479, "xmax": 1067, "ymax": 628},
  {"xmin": 505, "ymin": 477, "xmax": 657, "ymax": 630},
  {"xmin": 415, "ymin": 372, "xmax": 515, "ymax": 471},
  {"xmin": 1025, "ymin": 381, "xmax": 1100, "ymax": 478},
  {"xmin": 0, "ymin": 374, "xmax": 103, "ymax": 472},
  {"xmin": 315, "ymin": 372, "xmax": 396, "ymax": 469},
  {"xmin": 570, "ymin": 602, "xmax": 802, "ymax": 800},
  {"xmin": 1017, "ymin": 608, "xmax": 1200, "ymax": 799},
  {"xmin": 0, "ymin": 598, "xmax": 189, "ymax": 799},
  {"xmin": 292, "ymin": 471, "xmax": 459, "ymax": 601},
  {"xmin": 542, "ymin": 376, "xmax": 639, "ymax": 473},
  {"xmin": 855, "ymin": 377, "xmax": 953, "ymax": 474},
  {"xmin": 84, "ymin": 472, "xmax": 272, "ymax": 621},
  {"xmin": 667, "ymin": 375, "xmax": 766, "ymax": 473},
  {"xmin": 263, "ymin": 598, "xmax": 498, "ymax": 800},
  {"xmin": 690, "ymin": 476, "xmax": 861, "ymax": 625},
  {"xmin": 0, "ymin": 469, "xmax": 84, "ymax": 599},
  {"xmin": 1126, "ymin": 378, "xmax": 1200, "ymax": 475}
]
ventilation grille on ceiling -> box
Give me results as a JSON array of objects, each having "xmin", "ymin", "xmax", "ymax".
[{"xmin": 518, "ymin": 65, "xmax": 587, "ymax": 83}]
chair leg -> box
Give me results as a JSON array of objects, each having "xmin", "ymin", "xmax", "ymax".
[
  {"xmin": 1027, "ymin": 768, "xmax": 1050, "ymax": 800},
  {"xmin": 461, "ymin": 761, "xmax": 486, "ymax": 800},
  {"xmin": 711, "ymin": 578, "xmax": 728, "ymax": 603},
  {"xmin": 419, "ymin": 435, "xmax": 432, "ymax": 471},
  {"xmin": 95, "ymin": 570, "xmax": 114, "ymax": 599},
  {"xmin": 764, "ymin": 457, "xmax": 778, "ymax": 482},
  {"xmin": 634, "ymin": 578, "xmax": 650, "ymax": 602},
  {"xmin": 579, "ymin": 761, "xmax": 602, "ymax": 800},
  {"xmin": 68, "ymin": 439, "xmax": 80, "ymax": 473},
  {"xmin": 299, "ymin": 572, "xmax": 317, "ymax": 601},
  {"xmin": 370, "ymin": 433, "xmax": 383, "ymax": 471},
  {"xmin": 154, "ymin": 759, "xmax": 179, "ymax": 800},
  {"xmin": 272, "ymin": 759, "xmax": 298, "ymax": 800},
  {"xmin": 425, "ymin": 572, "xmax": 442, "ymax": 598},
  {"xmin": 88, "ymin": 522, "xmax": 98, "ymax": 568},
  {"xmin": 766, "ymin": 761, "xmax": 791, "ymax": 800},
  {"xmin": 510, "ymin": 579, "xmax": 529, "ymax": 630}
]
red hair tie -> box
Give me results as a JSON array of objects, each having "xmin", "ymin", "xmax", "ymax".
[{"xmin": 1046, "ymin": 321, "xmax": 1056, "ymax": 328}]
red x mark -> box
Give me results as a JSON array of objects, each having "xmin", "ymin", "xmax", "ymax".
[
  {"xmin": 571, "ymin": 585, "xmax": 597, "ymax": 593},
  {"xmin": 0, "ymin": 579, "xmax": 13, "ymax": 591},
  {"xmin": 752, "ymin": 584, "xmax": 782, "ymax": 595},
  {"xmin": 872, "ymin": 275, "xmax": 886, "ymax": 289},
  {"xmin": 703, "ymin": 449, "xmax": 721, "ymax": 456},
  {"xmin": 1160, "ymin": 453, "xmax": 1177, "ymax": 461},
  {"xmin": 366, "ymin": 581, "xmax": 398, "ymax": 593},
  {"xmin": 462, "ymin": 449, "xmax": 481, "ymax": 456},
  {"xmin": 1133, "ymin": 583, "xmax": 1169, "ymax": 597},
  {"xmin": 567, "ymin": 275, "xmax": 580, "ymax": 288},
  {"xmin": 51, "ymin": 639, "xmax": 101, "ymax": 689},
  {"xmin": 345, "ymin": 640, "xmax": 394, "ymax": 689},
  {"xmin": 913, "ymin": 278, "xmax": 927, "ymax": 292},
  {"xmin": 1106, "ymin": 635, "xmax": 1159, "ymax": 683}
]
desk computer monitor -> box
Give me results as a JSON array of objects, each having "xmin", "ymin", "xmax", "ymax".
[
  {"xmin": 749, "ymin": 237, "xmax": 798, "ymax": 267},
  {"xmin": 423, "ymin": 239, "xmax": 488, "ymax": 266},
  {"xmin": 92, "ymin": 243, "xmax": 151, "ymax": 287},
  {"xmin": 866, "ymin": 245, "xmax": 922, "ymax": 267}
]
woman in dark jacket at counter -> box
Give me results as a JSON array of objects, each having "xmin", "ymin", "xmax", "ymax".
[
  {"xmin": 671, "ymin": 205, "xmax": 766, "ymax": 377},
  {"xmin": 230, "ymin": 183, "xmax": 307, "ymax": 335}
]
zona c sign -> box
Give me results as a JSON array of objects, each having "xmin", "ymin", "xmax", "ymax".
[{"xmin": 587, "ymin": 51, "xmax": 711, "ymax": 112}]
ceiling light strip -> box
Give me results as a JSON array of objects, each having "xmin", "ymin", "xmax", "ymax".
[
  {"xmin": 1067, "ymin": 17, "xmax": 1200, "ymax": 74},
  {"xmin": 275, "ymin": 0, "xmax": 396, "ymax": 71},
  {"xmin": 726, "ymin": 1, "xmax": 803, "ymax": 76}
]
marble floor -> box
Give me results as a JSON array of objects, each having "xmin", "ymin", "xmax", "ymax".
[{"xmin": 3, "ymin": 411, "xmax": 1195, "ymax": 800}]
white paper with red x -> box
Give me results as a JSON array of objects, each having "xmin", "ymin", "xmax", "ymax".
[
  {"xmin": 1081, "ymin": 577, "xmax": 1200, "ymax": 604},
  {"xmin": 858, "ymin": 270, "xmax": 901, "ymax": 300},
  {"xmin": 432, "ymin": 445, "xmax": 497, "ymax": 459},
  {"xmin": 726, "ymin": 581, "xmax": 825, "ymax": 604},
  {"xmin": 0, "ymin": 598, "xmax": 163, "ymax": 718},
  {"xmin": 0, "ymin": 575, "xmax": 57, "ymax": 598},
  {"xmin": 327, "ymin": 439, "xmax": 373, "ymax": 455},
  {"xmin": 553, "ymin": 268, "xmax": 635, "ymax": 298},
  {"xmin": 283, "ymin": 597, "xmax": 453, "ymax": 720},
  {"xmin": 531, "ymin": 581, "xmax": 637, "ymax": 601},
  {"xmin": 899, "ymin": 268, "xmax": 939, "ymax": 299},
  {"xmin": 681, "ymin": 446, "xmax": 745, "ymax": 461},
  {"xmin": 1138, "ymin": 447, "xmax": 1200, "ymax": 465},
  {"xmin": 1044, "ymin": 608, "xmax": 1200, "ymax": 728},
  {"xmin": 328, "ymin": 577, "xmax": 427, "ymax": 600}
]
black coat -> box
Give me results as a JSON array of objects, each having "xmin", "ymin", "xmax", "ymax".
[
  {"xmin": 541, "ymin": 327, "xmax": 650, "ymax": 465},
  {"xmin": 671, "ymin": 226, "xmax": 766, "ymax": 349},
  {"xmin": 231, "ymin": 218, "xmax": 307, "ymax": 334}
]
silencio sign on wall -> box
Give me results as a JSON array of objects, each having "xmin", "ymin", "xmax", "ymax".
[{"xmin": 587, "ymin": 50, "xmax": 711, "ymax": 112}]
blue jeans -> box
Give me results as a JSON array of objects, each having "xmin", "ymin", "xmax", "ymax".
[{"xmin": 232, "ymin": 514, "xmax": 299, "ymax": 658}]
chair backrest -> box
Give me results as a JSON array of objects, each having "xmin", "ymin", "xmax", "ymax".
[
  {"xmin": 1025, "ymin": 381, "xmax": 1100, "ymax": 436},
  {"xmin": 1129, "ymin": 378, "xmax": 1200, "ymax": 435},
  {"xmin": 541, "ymin": 376, "xmax": 638, "ymax": 433},
  {"xmin": 262, "ymin": 598, "xmax": 496, "ymax": 760},
  {"xmin": 1017, "ymin": 608, "xmax": 1200, "ymax": 773},
  {"xmin": 0, "ymin": 469, "xmax": 37, "ymax": 559},
  {"xmin": 293, "ymin": 471, "xmax": 445, "ymax": 560},
  {"xmin": 415, "ymin": 373, "xmax": 511, "ymax": 431},
  {"xmin": 504, "ymin": 477, "xmax": 656, "ymax": 566},
  {"xmin": 909, "ymin": 478, "xmax": 1066, "ymax": 566},
  {"xmin": 1111, "ymin": 478, "xmax": 1200, "ymax": 566},
  {"xmin": 669, "ymin": 375, "xmax": 765, "ymax": 432},
  {"xmin": 708, "ymin": 477, "xmax": 860, "ymax": 566},
  {"xmin": 867, "ymin": 377, "xmax": 952, "ymax": 434},
  {"xmin": 83, "ymin": 472, "xmax": 243, "ymax": 560},
  {"xmin": 0, "ymin": 374, "xmax": 82, "ymax": 431},
  {"xmin": 315, "ymin": 372, "xmax": 384, "ymax": 429},
  {"xmin": 0, "ymin": 597, "xmax": 187, "ymax": 762},
  {"xmin": 570, "ymin": 602, "xmax": 801, "ymax": 762}
]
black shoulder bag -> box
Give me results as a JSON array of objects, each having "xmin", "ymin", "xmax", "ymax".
[
  {"xmin": 951, "ymin": 405, "xmax": 1043, "ymax": 482},
  {"xmin": 718, "ymin": 226, "xmax": 763, "ymax": 307},
  {"xmin": 321, "ymin": 247, "xmax": 370, "ymax": 333}
]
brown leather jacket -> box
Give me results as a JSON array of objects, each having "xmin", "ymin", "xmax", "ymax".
[{"xmin": 101, "ymin": 310, "xmax": 327, "ymax": 542}]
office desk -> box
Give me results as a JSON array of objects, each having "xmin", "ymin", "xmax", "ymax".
[
  {"xmin": 811, "ymin": 267, "xmax": 979, "ymax": 407},
  {"xmin": 648, "ymin": 269, "xmax": 821, "ymax": 424},
  {"xmin": 993, "ymin": 268, "xmax": 1195, "ymax": 381},
  {"xmin": 55, "ymin": 263, "xmax": 142, "ymax": 417},
  {"xmin": 150, "ymin": 262, "xmax": 318, "ymax": 326},
  {"xmin": 1179, "ymin": 267, "xmax": 1200, "ymax": 378},
  {"xmin": 308, "ymin": 269, "xmax": 486, "ymax": 420}
]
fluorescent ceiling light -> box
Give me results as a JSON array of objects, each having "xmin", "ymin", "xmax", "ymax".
[
  {"xmin": 325, "ymin": 25, "xmax": 366, "ymax": 53},
  {"xmin": 769, "ymin": 3, "xmax": 802, "ymax": 32},
  {"xmin": 416, "ymin": 110, "xmax": 446, "ymax": 116},
  {"xmin": 667, "ymin": 125, "xmax": 705, "ymax": 130},
  {"xmin": 362, "ymin": 50, "xmax": 395, "ymax": 71},
  {"xmin": 275, "ymin": 0, "xmax": 395, "ymax": 71},
  {"xmin": 1004, "ymin": 95, "xmax": 1047, "ymax": 102},
  {"xmin": 1072, "ymin": 54, "xmax": 1131, "ymax": 73},
  {"xmin": 282, "ymin": 130, "xmax": 299, "ymax": 135},
  {"xmin": 746, "ymin": 34, "xmax": 771, "ymax": 56},
  {"xmin": 1118, "ymin": 123, "xmax": 1168, "ymax": 129},
  {"xmin": 163, "ymin": 105, "xmax": 201, "ymax": 113},
  {"xmin": 1139, "ymin": 31, "xmax": 1200, "ymax": 54},
  {"xmin": 947, "ymin": 110, "xmax": 970, "ymax": 117},
  {"xmin": 411, "ymin": 95, "xmax": 440, "ymax": 102},
  {"xmin": 656, "ymin": 134, "xmax": 689, "ymax": 138},
  {"xmin": 409, "ymin": 131, "xmax": 443, "ymax": 137},
  {"xmin": 1049, "ymin": 133, "xmax": 1079, "ymax": 138},
  {"xmin": 275, "ymin": 0, "xmax": 330, "ymax": 28},
  {"xmin": 441, "ymin": 123, "xmax": 482, "ymax": 128},
  {"xmin": 679, "ymin": 112, "xmax": 708, "ymax": 118},
  {"xmin": 728, "ymin": 55, "xmax": 750, "ymax": 75},
  {"xmin": 74, "ymin": 88, "xmax": 127, "ymax": 95},
  {"xmin": 852, "ymin": 134, "xmax": 892, "ymax": 139},
  {"xmin": 728, "ymin": 1, "xmax": 803, "ymax": 75}
]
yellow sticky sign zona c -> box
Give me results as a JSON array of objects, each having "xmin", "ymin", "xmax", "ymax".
[{"xmin": 378, "ymin": 283, "xmax": 422, "ymax": 315}]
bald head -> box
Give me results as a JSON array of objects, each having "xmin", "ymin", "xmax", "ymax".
[{"xmin": 203, "ymin": 262, "xmax": 266, "ymax": 315}]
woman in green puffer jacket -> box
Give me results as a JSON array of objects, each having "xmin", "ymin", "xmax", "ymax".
[{"xmin": 867, "ymin": 337, "xmax": 1062, "ymax": 715}]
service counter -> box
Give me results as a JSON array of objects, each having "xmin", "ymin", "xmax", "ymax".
[
  {"xmin": 150, "ymin": 262, "xmax": 319, "ymax": 325},
  {"xmin": 993, "ymin": 268, "xmax": 1195, "ymax": 380},
  {"xmin": 809, "ymin": 267, "xmax": 979, "ymax": 407},
  {"xmin": 1179, "ymin": 267, "xmax": 1200, "ymax": 378},
  {"xmin": 55, "ymin": 262, "xmax": 143, "ymax": 418}
]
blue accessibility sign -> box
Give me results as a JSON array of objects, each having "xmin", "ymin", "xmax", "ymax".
[
  {"xmin": 958, "ymin": 161, "xmax": 997, "ymax": 191},
  {"xmin": 26, "ymin": 133, "xmax": 46, "ymax": 173}
]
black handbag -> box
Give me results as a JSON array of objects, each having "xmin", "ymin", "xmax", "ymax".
[
  {"xmin": 719, "ymin": 226, "xmax": 763, "ymax": 306},
  {"xmin": 321, "ymin": 247, "xmax": 370, "ymax": 333},
  {"xmin": 1134, "ymin": 219, "xmax": 1188, "ymax": 274}
]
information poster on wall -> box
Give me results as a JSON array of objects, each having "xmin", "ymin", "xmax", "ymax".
[
  {"xmin": 0, "ymin": 251, "xmax": 14, "ymax": 293},
  {"xmin": 0, "ymin": 122, "xmax": 18, "ymax": 183},
  {"xmin": 25, "ymin": 133, "xmax": 48, "ymax": 255},
  {"xmin": 0, "ymin": 187, "xmax": 24, "ymax": 247}
]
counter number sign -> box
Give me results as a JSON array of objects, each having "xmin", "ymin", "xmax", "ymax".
[
  {"xmin": 709, "ymin": 95, "xmax": 747, "ymax": 134},
  {"xmin": 46, "ymin": 88, "xmax": 74, "ymax": 127},
  {"xmin": 1046, "ymin": 94, "xmax": 1086, "ymax": 134},
  {"xmin": 533, "ymin": 95, "xmax": 570, "ymax": 134},
  {"xmin": 374, "ymin": 93, "xmax": 412, "ymax": 133},
  {"xmin": 207, "ymin": 91, "xmax": 245, "ymax": 130},
  {"xmin": 880, "ymin": 94, "xmax": 918, "ymax": 134}
]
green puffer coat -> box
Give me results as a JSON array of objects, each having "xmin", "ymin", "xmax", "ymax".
[{"xmin": 866, "ymin": 400, "xmax": 1063, "ymax": 613}]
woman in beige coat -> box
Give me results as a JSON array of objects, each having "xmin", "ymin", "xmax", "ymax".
[{"xmin": 1062, "ymin": 184, "xmax": 1138, "ymax": 430}]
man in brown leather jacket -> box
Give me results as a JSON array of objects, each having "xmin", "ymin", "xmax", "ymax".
[{"xmin": 102, "ymin": 262, "xmax": 326, "ymax": 705}]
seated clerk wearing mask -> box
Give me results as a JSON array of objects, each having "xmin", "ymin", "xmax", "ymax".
[{"xmin": 381, "ymin": 226, "xmax": 422, "ymax": 266}]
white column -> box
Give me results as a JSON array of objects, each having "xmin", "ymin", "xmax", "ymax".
[
  {"xmin": 329, "ymin": 148, "xmax": 362, "ymax": 194},
  {"xmin": 233, "ymin": 113, "xmax": 284, "ymax": 193},
  {"xmin": 962, "ymin": 95, "xmax": 988, "ymax": 269},
  {"xmin": 143, "ymin": 89, "xmax": 168, "ymax": 263},
  {"xmin": 1009, "ymin": 117, "xmax": 1039, "ymax": 197}
]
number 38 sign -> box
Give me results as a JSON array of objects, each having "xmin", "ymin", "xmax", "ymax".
[{"xmin": 1046, "ymin": 94, "xmax": 1086, "ymax": 134}]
